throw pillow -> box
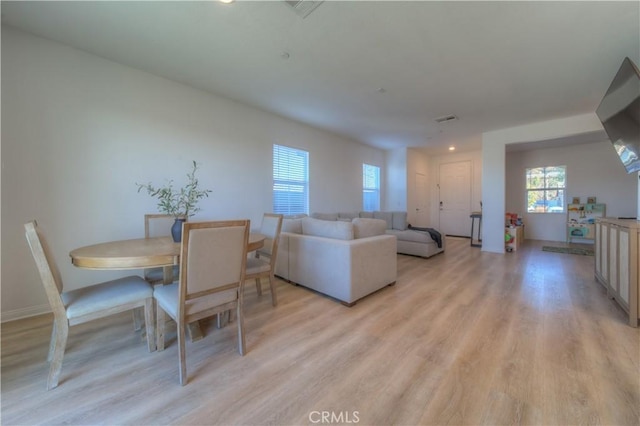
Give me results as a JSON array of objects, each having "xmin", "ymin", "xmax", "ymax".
[
  {"xmin": 338, "ymin": 212, "xmax": 358, "ymax": 220},
  {"xmin": 352, "ymin": 218, "xmax": 387, "ymax": 239},
  {"xmin": 282, "ymin": 218, "xmax": 303, "ymax": 234},
  {"xmin": 373, "ymin": 211, "xmax": 393, "ymax": 229},
  {"xmin": 302, "ymin": 217, "xmax": 354, "ymax": 240},
  {"xmin": 311, "ymin": 212, "xmax": 339, "ymax": 221},
  {"xmin": 392, "ymin": 211, "xmax": 408, "ymax": 230}
]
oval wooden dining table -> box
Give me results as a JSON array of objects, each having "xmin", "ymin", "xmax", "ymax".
[{"xmin": 69, "ymin": 233, "xmax": 265, "ymax": 342}]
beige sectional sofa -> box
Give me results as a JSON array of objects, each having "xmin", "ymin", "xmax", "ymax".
[
  {"xmin": 311, "ymin": 211, "xmax": 445, "ymax": 258},
  {"xmin": 275, "ymin": 217, "xmax": 397, "ymax": 306}
]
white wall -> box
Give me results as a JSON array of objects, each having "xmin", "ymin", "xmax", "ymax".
[
  {"xmin": 506, "ymin": 141, "xmax": 637, "ymax": 242},
  {"xmin": 1, "ymin": 27, "xmax": 385, "ymax": 321},
  {"xmin": 482, "ymin": 113, "xmax": 607, "ymax": 253},
  {"xmin": 385, "ymin": 148, "xmax": 482, "ymax": 229},
  {"xmin": 385, "ymin": 148, "xmax": 407, "ymax": 211},
  {"xmin": 429, "ymin": 150, "xmax": 482, "ymax": 230},
  {"xmin": 384, "ymin": 148, "xmax": 434, "ymax": 227},
  {"xmin": 406, "ymin": 148, "xmax": 431, "ymax": 226}
]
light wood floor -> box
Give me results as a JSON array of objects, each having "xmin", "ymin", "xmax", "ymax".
[{"xmin": 2, "ymin": 238, "xmax": 639, "ymax": 425}]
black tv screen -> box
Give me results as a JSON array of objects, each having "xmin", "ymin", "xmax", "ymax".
[{"xmin": 596, "ymin": 57, "xmax": 640, "ymax": 174}]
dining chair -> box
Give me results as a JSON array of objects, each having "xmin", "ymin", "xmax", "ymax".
[
  {"xmin": 153, "ymin": 220, "xmax": 250, "ymax": 385},
  {"xmin": 245, "ymin": 213, "xmax": 283, "ymax": 306},
  {"xmin": 133, "ymin": 214, "xmax": 185, "ymax": 331},
  {"xmin": 24, "ymin": 220, "xmax": 155, "ymax": 390},
  {"xmin": 143, "ymin": 214, "xmax": 185, "ymax": 285}
]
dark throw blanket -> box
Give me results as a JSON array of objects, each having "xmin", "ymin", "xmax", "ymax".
[{"xmin": 408, "ymin": 225, "xmax": 443, "ymax": 248}]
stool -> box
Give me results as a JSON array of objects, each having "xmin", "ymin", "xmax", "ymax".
[{"xmin": 470, "ymin": 212, "xmax": 482, "ymax": 247}]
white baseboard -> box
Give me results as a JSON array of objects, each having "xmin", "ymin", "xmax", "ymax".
[{"xmin": 1, "ymin": 304, "xmax": 51, "ymax": 323}]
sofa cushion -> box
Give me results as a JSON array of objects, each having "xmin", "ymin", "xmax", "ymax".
[
  {"xmin": 311, "ymin": 212, "xmax": 339, "ymax": 221},
  {"xmin": 282, "ymin": 218, "xmax": 303, "ymax": 234},
  {"xmin": 386, "ymin": 229, "xmax": 435, "ymax": 244},
  {"xmin": 302, "ymin": 217, "xmax": 354, "ymax": 240},
  {"xmin": 373, "ymin": 211, "xmax": 393, "ymax": 229},
  {"xmin": 359, "ymin": 211, "xmax": 374, "ymax": 219},
  {"xmin": 338, "ymin": 212, "xmax": 358, "ymax": 220},
  {"xmin": 352, "ymin": 218, "xmax": 387, "ymax": 239},
  {"xmin": 392, "ymin": 211, "xmax": 408, "ymax": 230},
  {"xmin": 284, "ymin": 214, "xmax": 308, "ymax": 219}
]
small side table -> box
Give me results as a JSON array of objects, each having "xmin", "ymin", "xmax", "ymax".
[{"xmin": 470, "ymin": 212, "xmax": 482, "ymax": 247}]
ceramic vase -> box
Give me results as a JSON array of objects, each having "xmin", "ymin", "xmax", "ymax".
[{"xmin": 171, "ymin": 218, "xmax": 186, "ymax": 242}]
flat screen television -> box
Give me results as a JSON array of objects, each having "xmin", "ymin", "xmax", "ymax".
[{"xmin": 596, "ymin": 57, "xmax": 640, "ymax": 174}]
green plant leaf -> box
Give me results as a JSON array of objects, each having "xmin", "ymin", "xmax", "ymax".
[{"xmin": 136, "ymin": 161, "xmax": 211, "ymax": 217}]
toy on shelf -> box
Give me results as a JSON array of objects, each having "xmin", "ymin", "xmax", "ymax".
[
  {"xmin": 505, "ymin": 212, "xmax": 522, "ymax": 227},
  {"xmin": 505, "ymin": 224, "xmax": 524, "ymax": 252},
  {"xmin": 505, "ymin": 231, "xmax": 514, "ymax": 252},
  {"xmin": 567, "ymin": 203, "xmax": 606, "ymax": 242},
  {"xmin": 505, "ymin": 212, "xmax": 524, "ymax": 252}
]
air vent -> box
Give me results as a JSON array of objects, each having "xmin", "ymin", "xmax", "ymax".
[
  {"xmin": 285, "ymin": 0, "xmax": 324, "ymax": 18},
  {"xmin": 434, "ymin": 115, "xmax": 458, "ymax": 124}
]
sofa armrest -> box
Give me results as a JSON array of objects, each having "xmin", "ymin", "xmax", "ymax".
[
  {"xmin": 275, "ymin": 232, "xmax": 292, "ymax": 279},
  {"xmin": 285, "ymin": 233, "xmax": 397, "ymax": 303}
]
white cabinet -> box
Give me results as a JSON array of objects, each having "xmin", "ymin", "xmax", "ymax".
[
  {"xmin": 609, "ymin": 226, "xmax": 618, "ymax": 294},
  {"xmin": 595, "ymin": 218, "xmax": 640, "ymax": 327},
  {"xmin": 595, "ymin": 221, "xmax": 604, "ymax": 278},
  {"xmin": 619, "ymin": 229, "xmax": 630, "ymax": 306}
]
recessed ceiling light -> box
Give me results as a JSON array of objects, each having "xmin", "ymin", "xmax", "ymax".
[
  {"xmin": 449, "ymin": 146, "xmax": 456, "ymax": 151},
  {"xmin": 219, "ymin": 0, "xmax": 235, "ymax": 4}
]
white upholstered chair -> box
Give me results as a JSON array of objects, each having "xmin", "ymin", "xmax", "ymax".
[
  {"xmin": 153, "ymin": 220, "xmax": 250, "ymax": 385},
  {"xmin": 143, "ymin": 214, "xmax": 185, "ymax": 285},
  {"xmin": 24, "ymin": 220, "xmax": 155, "ymax": 390},
  {"xmin": 245, "ymin": 213, "xmax": 283, "ymax": 306}
]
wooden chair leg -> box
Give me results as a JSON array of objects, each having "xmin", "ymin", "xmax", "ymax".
[
  {"xmin": 156, "ymin": 302, "xmax": 166, "ymax": 352},
  {"xmin": 178, "ymin": 320, "xmax": 187, "ymax": 386},
  {"xmin": 47, "ymin": 321, "xmax": 57, "ymax": 362},
  {"xmin": 217, "ymin": 311, "xmax": 229, "ymax": 329},
  {"xmin": 255, "ymin": 278, "xmax": 262, "ymax": 296},
  {"xmin": 237, "ymin": 301, "xmax": 245, "ymax": 356},
  {"xmin": 47, "ymin": 319, "xmax": 68, "ymax": 390},
  {"xmin": 132, "ymin": 307, "xmax": 144, "ymax": 331},
  {"xmin": 268, "ymin": 274, "xmax": 278, "ymax": 307},
  {"xmin": 143, "ymin": 298, "xmax": 155, "ymax": 352}
]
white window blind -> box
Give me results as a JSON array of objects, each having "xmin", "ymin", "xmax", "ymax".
[
  {"xmin": 273, "ymin": 144, "xmax": 309, "ymax": 215},
  {"xmin": 363, "ymin": 163, "xmax": 380, "ymax": 211}
]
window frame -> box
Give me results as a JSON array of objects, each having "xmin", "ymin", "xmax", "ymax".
[
  {"xmin": 362, "ymin": 163, "xmax": 381, "ymax": 212},
  {"xmin": 272, "ymin": 144, "xmax": 309, "ymax": 216},
  {"xmin": 525, "ymin": 165, "xmax": 566, "ymax": 214}
]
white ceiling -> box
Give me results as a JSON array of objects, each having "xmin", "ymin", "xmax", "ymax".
[{"xmin": 2, "ymin": 1, "xmax": 639, "ymax": 154}]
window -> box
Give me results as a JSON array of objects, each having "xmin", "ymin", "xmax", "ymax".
[
  {"xmin": 526, "ymin": 166, "xmax": 566, "ymax": 213},
  {"xmin": 273, "ymin": 144, "xmax": 309, "ymax": 215},
  {"xmin": 362, "ymin": 163, "xmax": 380, "ymax": 211}
]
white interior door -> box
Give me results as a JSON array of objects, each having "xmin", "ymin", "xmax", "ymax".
[
  {"xmin": 439, "ymin": 161, "xmax": 472, "ymax": 237},
  {"xmin": 414, "ymin": 172, "xmax": 429, "ymax": 227}
]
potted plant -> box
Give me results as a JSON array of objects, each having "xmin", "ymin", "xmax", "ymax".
[{"xmin": 137, "ymin": 160, "xmax": 212, "ymax": 242}]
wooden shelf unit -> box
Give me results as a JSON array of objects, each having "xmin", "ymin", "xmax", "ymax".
[
  {"xmin": 505, "ymin": 225, "xmax": 524, "ymax": 251},
  {"xmin": 567, "ymin": 203, "xmax": 606, "ymax": 242}
]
